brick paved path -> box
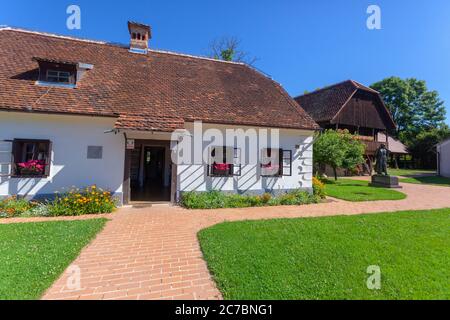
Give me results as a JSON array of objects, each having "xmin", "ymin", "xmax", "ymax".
[{"xmin": 42, "ymin": 182, "xmax": 450, "ymax": 300}]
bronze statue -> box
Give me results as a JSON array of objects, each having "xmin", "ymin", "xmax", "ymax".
[{"xmin": 375, "ymin": 144, "xmax": 389, "ymax": 175}]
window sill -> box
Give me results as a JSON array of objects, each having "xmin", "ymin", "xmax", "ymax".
[
  {"xmin": 209, "ymin": 175, "xmax": 234, "ymax": 178},
  {"xmin": 35, "ymin": 81, "xmax": 76, "ymax": 89},
  {"xmin": 11, "ymin": 175, "xmax": 49, "ymax": 179}
]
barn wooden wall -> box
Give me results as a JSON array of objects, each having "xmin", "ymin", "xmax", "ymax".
[{"xmin": 332, "ymin": 91, "xmax": 389, "ymax": 130}]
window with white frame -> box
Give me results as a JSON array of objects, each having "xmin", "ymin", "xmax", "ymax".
[{"xmin": 46, "ymin": 70, "xmax": 71, "ymax": 83}]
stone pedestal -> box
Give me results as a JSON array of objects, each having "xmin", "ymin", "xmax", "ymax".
[{"xmin": 370, "ymin": 175, "xmax": 402, "ymax": 189}]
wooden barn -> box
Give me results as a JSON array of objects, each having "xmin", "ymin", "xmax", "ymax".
[{"xmin": 295, "ymin": 80, "xmax": 402, "ymax": 174}]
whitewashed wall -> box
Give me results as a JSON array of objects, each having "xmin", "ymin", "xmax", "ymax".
[
  {"xmin": 0, "ymin": 112, "xmax": 125, "ymax": 202},
  {"xmin": 176, "ymin": 123, "xmax": 314, "ymax": 197},
  {"xmin": 438, "ymin": 140, "xmax": 450, "ymax": 178},
  {"xmin": 0, "ymin": 114, "xmax": 315, "ymax": 204}
]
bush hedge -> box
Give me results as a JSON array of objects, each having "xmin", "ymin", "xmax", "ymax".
[{"xmin": 181, "ymin": 188, "xmax": 323, "ymax": 209}]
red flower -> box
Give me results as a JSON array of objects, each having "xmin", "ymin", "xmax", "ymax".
[
  {"xmin": 262, "ymin": 163, "xmax": 279, "ymax": 170},
  {"xmin": 17, "ymin": 160, "xmax": 45, "ymax": 174},
  {"xmin": 213, "ymin": 163, "xmax": 230, "ymax": 171}
]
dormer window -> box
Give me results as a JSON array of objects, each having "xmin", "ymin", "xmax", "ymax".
[
  {"xmin": 46, "ymin": 70, "xmax": 71, "ymax": 83},
  {"xmin": 32, "ymin": 57, "xmax": 93, "ymax": 88}
]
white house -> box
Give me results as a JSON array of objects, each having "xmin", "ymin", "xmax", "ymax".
[
  {"xmin": 0, "ymin": 23, "xmax": 319, "ymax": 205},
  {"xmin": 437, "ymin": 138, "xmax": 450, "ymax": 178}
]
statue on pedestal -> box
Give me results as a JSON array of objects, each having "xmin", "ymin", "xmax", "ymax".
[
  {"xmin": 375, "ymin": 144, "xmax": 388, "ymax": 176},
  {"xmin": 370, "ymin": 143, "xmax": 401, "ymax": 188}
]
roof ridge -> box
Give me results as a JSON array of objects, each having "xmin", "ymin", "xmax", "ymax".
[
  {"xmin": 148, "ymin": 49, "xmax": 245, "ymax": 65},
  {"xmin": 294, "ymin": 79, "xmax": 380, "ymax": 99},
  {"xmin": 0, "ymin": 26, "xmax": 108, "ymax": 45},
  {"xmin": 0, "ymin": 26, "xmax": 245, "ymax": 66},
  {"xmin": 293, "ymin": 80, "xmax": 355, "ymax": 99},
  {"xmin": 349, "ymin": 80, "xmax": 379, "ymax": 93}
]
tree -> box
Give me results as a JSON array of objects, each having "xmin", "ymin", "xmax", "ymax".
[
  {"xmin": 408, "ymin": 127, "xmax": 450, "ymax": 168},
  {"xmin": 371, "ymin": 77, "xmax": 447, "ymax": 138},
  {"xmin": 314, "ymin": 130, "xmax": 366, "ymax": 180},
  {"xmin": 371, "ymin": 77, "xmax": 448, "ymax": 168},
  {"xmin": 208, "ymin": 36, "xmax": 257, "ymax": 65}
]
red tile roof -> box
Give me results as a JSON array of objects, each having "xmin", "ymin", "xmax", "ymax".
[{"xmin": 0, "ymin": 28, "xmax": 319, "ymax": 131}]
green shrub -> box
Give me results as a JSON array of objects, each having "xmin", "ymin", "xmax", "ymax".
[
  {"xmin": 260, "ymin": 193, "xmax": 272, "ymax": 204},
  {"xmin": 181, "ymin": 190, "xmax": 225, "ymax": 209},
  {"xmin": 181, "ymin": 189, "xmax": 319, "ymax": 209},
  {"xmin": 22, "ymin": 203, "xmax": 51, "ymax": 217},
  {"xmin": 0, "ymin": 196, "xmax": 36, "ymax": 218}
]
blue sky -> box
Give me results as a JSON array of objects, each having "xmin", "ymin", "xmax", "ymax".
[{"xmin": 1, "ymin": 0, "xmax": 449, "ymax": 124}]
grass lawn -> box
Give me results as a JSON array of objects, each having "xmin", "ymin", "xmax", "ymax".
[
  {"xmin": 388, "ymin": 168, "xmax": 436, "ymax": 177},
  {"xmin": 198, "ymin": 209, "xmax": 450, "ymax": 300},
  {"xmin": 400, "ymin": 175, "xmax": 450, "ymax": 187},
  {"xmin": 0, "ymin": 219, "xmax": 107, "ymax": 300},
  {"xmin": 324, "ymin": 179, "xmax": 406, "ymax": 202}
]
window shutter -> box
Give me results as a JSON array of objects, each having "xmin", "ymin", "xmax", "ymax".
[
  {"xmin": 225, "ymin": 147, "xmax": 234, "ymax": 176},
  {"xmin": 44, "ymin": 141, "xmax": 52, "ymax": 177},
  {"xmin": 215, "ymin": 147, "xmax": 224, "ymax": 164},
  {"xmin": 281, "ymin": 149, "xmax": 292, "ymax": 176},
  {"xmin": 0, "ymin": 140, "xmax": 14, "ymax": 177},
  {"xmin": 260, "ymin": 148, "xmax": 269, "ymax": 176},
  {"xmin": 207, "ymin": 146, "xmax": 215, "ymax": 176},
  {"xmin": 233, "ymin": 148, "xmax": 241, "ymax": 176},
  {"xmin": 13, "ymin": 139, "xmax": 22, "ymax": 176},
  {"xmin": 278, "ymin": 149, "xmax": 284, "ymax": 176},
  {"xmin": 225, "ymin": 147, "xmax": 234, "ymax": 164}
]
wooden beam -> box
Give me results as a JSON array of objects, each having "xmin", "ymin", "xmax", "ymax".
[
  {"xmin": 170, "ymin": 141, "xmax": 178, "ymax": 204},
  {"xmin": 123, "ymin": 148, "xmax": 131, "ymax": 205}
]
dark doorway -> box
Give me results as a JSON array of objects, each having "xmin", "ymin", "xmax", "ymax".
[{"xmin": 131, "ymin": 146, "xmax": 170, "ymax": 202}]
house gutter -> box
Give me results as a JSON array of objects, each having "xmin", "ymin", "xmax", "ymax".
[{"xmin": 0, "ymin": 107, "xmax": 119, "ymax": 119}]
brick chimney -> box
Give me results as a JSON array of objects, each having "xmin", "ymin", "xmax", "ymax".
[{"xmin": 128, "ymin": 21, "xmax": 151, "ymax": 54}]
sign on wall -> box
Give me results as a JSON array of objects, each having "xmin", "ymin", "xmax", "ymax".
[{"xmin": 126, "ymin": 139, "xmax": 135, "ymax": 150}]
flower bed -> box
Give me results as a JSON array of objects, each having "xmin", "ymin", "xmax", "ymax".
[{"xmin": 0, "ymin": 185, "xmax": 117, "ymax": 218}]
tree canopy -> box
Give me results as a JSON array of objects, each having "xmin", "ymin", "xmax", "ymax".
[
  {"xmin": 371, "ymin": 77, "xmax": 449, "ymax": 168},
  {"xmin": 371, "ymin": 77, "xmax": 447, "ymax": 136},
  {"xmin": 208, "ymin": 36, "xmax": 257, "ymax": 65},
  {"xmin": 314, "ymin": 129, "xmax": 366, "ymax": 180}
]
